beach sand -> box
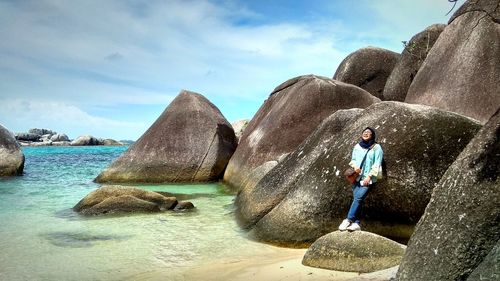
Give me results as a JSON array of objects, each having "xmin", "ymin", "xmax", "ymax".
[
  {"xmin": 182, "ymin": 248, "xmax": 359, "ymax": 281},
  {"xmin": 127, "ymin": 243, "xmax": 399, "ymax": 281}
]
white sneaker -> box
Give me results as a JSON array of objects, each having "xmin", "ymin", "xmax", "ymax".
[
  {"xmin": 347, "ymin": 222, "xmax": 361, "ymax": 232},
  {"xmin": 338, "ymin": 219, "xmax": 351, "ymax": 231}
]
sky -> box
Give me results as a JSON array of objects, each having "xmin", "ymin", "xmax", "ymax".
[{"xmin": 0, "ymin": 0, "xmax": 465, "ymax": 141}]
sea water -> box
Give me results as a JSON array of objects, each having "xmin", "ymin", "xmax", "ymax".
[{"xmin": 0, "ymin": 146, "xmax": 271, "ymax": 281}]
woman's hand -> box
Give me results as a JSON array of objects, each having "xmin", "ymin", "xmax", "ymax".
[
  {"xmin": 355, "ymin": 168, "xmax": 362, "ymax": 174},
  {"xmin": 362, "ymin": 176, "xmax": 371, "ymax": 186}
]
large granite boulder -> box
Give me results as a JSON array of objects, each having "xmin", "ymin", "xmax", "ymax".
[
  {"xmin": 396, "ymin": 106, "xmax": 500, "ymax": 280},
  {"xmin": 96, "ymin": 90, "xmax": 237, "ymax": 183},
  {"xmin": 73, "ymin": 186, "xmax": 178, "ymax": 215},
  {"xmin": 239, "ymin": 102, "xmax": 481, "ymax": 245},
  {"xmin": 71, "ymin": 135, "xmax": 101, "ymax": 146},
  {"xmin": 223, "ymin": 75, "xmax": 380, "ymax": 191},
  {"xmin": 0, "ymin": 124, "xmax": 25, "ymax": 176},
  {"xmin": 333, "ymin": 47, "xmax": 400, "ymax": 99},
  {"xmin": 405, "ymin": 0, "xmax": 500, "ymax": 124},
  {"xmin": 383, "ymin": 24, "xmax": 446, "ymax": 101},
  {"xmin": 235, "ymin": 108, "xmax": 363, "ymax": 229},
  {"xmin": 302, "ymin": 231, "xmax": 406, "ymax": 273}
]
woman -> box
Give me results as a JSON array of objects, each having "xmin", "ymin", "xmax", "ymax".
[{"xmin": 339, "ymin": 127, "xmax": 383, "ymax": 231}]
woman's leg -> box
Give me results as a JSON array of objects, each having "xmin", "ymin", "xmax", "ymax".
[{"xmin": 347, "ymin": 183, "xmax": 371, "ymax": 224}]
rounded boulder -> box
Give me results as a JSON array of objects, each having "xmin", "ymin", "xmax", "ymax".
[
  {"xmin": 0, "ymin": 124, "xmax": 25, "ymax": 176},
  {"xmin": 243, "ymin": 102, "xmax": 481, "ymax": 245},
  {"xmin": 303, "ymin": 231, "xmax": 406, "ymax": 273},
  {"xmin": 224, "ymin": 75, "xmax": 380, "ymax": 192},
  {"xmin": 73, "ymin": 185, "xmax": 178, "ymax": 215},
  {"xmin": 95, "ymin": 90, "xmax": 237, "ymax": 183},
  {"xmin": 333, "ymin": 47, "xmax": 400, "ymax": 99}
]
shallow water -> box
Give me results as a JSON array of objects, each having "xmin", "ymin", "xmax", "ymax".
[{"xmin": 0, "ymin": 146, "xmax": 271, "ymax": 281}]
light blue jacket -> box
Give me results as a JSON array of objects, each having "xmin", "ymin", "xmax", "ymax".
[{"xmin": 349, "ymin": 143, "xmax": 384, "ymax": 183}]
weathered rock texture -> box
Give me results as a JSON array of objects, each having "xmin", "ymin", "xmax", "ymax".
[
  {"xmin": 0, "ymin": 124, "xmax": 25, "ymax": 176},
  {"xmin": 397, "ymin": 106, "xmax": 500, "ymax": 281},
  {"xmin": 333, "ymin": 47, "xmax": 401, "ymax": 99},
  {"xmin": 383, "ymin": 24, "xmax": 446, "ymax": 101},
  {"xmin": 223, "ymin": 75, "xmax": 380, "ymax": 192},
  {"xmin": 231, "ymin": 119, "xmax": 249, "ymax": 143},
  {"xmin": 238, "ymin": 102, "xmax": 481, "ymax": 245},
  {"xmin": 73, "ymin": 186, "xmax": 178, "ymax": 215},
  {"xmin": 303, "ymin": 231, "xmax": 406, "ymax": 273},
  {"xmin": 96, "ymin": 90, "xmax": 237, "ymax": 183},
  {"xmin": 466, "ymin": 241, "xmax": 500, "ymax": 281},
  {"xmin": 405, "ymin": 0, "xmax": 500, "ymax": 123}
]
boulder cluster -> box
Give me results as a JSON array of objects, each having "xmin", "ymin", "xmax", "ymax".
[
  {"xmin": 14, "ymin": 128, "xmax": 124, "ymax": 146},
  {"xmin": 3, "ymin": 0, "xmax": 498, "ymax": 279}
]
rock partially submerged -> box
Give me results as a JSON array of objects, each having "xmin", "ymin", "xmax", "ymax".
[
  {"xmin": 0, "ymin": 124, "xmax": 25, "ymax": 176},
  {"xmin": 303, "ymin": 231, "xmax": 405, "ymax": 273},
  {"xmin": 397, "ymin": 106, "xmax": 500, "ymax": 280},
  {"xmin": 95, "ymin": 90, "xmax": 237, "ymax": 183},
  {"xmin": 71, "ymin": 135, "xmax": 102, "ymax": 146},
  {"xmin": 224, "ymin": 75, "xmax": 379, "ymax": 192},
  {"xmin": 73, "ymin": 186, "xmax": 182, "ymax": 215},
  {"xmin": 334, "ymin": 47, "xmax": 400, "ymax": 99}
]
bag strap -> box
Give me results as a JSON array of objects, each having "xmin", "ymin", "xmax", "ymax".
[{"xmin": 359, "ymin": 144, "xmax": 375, "ymax": 171}]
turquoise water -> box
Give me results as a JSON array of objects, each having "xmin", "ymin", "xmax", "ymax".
[{"xmin": 0, "ymin": 146, "xmax": 268, "ymax": 281}]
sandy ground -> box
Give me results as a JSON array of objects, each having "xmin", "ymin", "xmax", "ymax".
[
  {"xmin": 181, "ymin": 248, "xmax": 359, "ymax": 281},
  {"xmin": 127, "ymin": 245, "xmax": 398, "ymax": 281}
]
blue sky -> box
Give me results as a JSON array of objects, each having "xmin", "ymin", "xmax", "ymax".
[{"xmin": 0, "ymin": 0, "xmax": 464, "ymax": 140}]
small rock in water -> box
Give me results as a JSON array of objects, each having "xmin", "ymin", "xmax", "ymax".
[{"xmin": 173, "ymin": 201, "xmax": 195, "ymax": 211}]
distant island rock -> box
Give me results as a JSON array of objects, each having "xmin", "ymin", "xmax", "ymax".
[
  {"xmin": 0, "ymin": 124, "xmax": 25, "ymax": 176},
  {"xmin": 14, "ymin": 128, "xmax": 127, "ymax": 146}
]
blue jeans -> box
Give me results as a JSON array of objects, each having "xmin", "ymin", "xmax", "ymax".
[{"xmin": 347, "ymin": 181, "xmax": 374, "ymax": 224}]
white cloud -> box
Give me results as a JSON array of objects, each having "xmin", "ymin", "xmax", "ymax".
[
  {"xmin": 0, "ymin": 99, "xmax": 147, "ymax": 140},
  {"xmin": 0, "ymin": 0, "xmax": 463, "ymax": 139}
]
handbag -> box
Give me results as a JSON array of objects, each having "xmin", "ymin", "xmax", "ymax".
[
  {"xmin": 344, "ymin": 167, "xmax": 359, "ymax": 184},
  {"xmin": 344, "ymin": 144, "xmax": 374, "ymax": 184}
]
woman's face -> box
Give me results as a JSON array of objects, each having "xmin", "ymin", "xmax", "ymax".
[{"xmin": 361, "ymin": 129, "xmax": 373, "ymax": 141}]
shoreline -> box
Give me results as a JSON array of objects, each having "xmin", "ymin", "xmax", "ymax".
[{"xmin": 125, "ymin": 244, "xmax": 373, "ymax": 281}]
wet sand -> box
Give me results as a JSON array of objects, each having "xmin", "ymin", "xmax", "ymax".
[{"xmin": 183, "ymin": 248, "xmax": 359, "ymax": 281}]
